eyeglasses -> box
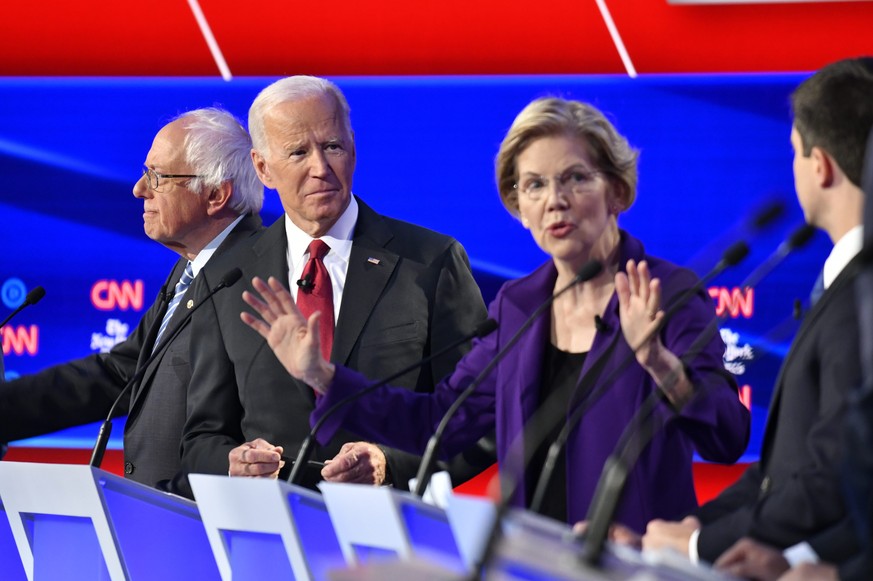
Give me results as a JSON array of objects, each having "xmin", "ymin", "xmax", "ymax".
[
  {"xmin": 141, "ymin": 166, "xmax": 203, "ymax": 191},
  {"xmin": 514, "ymin": 167, "xmax": 602, "ymax": 201}
]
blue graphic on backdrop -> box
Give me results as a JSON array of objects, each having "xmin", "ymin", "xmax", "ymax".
[
  {"xmin": 0, "ymin": 73, "xmax": 824, "ymax": 458},
  {"xmin": 1, "ymin": 278, "xmax": 27, "ymax": 309}
]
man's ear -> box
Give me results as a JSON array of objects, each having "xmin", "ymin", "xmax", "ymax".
[
  {"xmin": 251, "ymin": 149, "xmax": 272, "ymax": 188},
  {"xmin": 206, "ymin": 181, "xmax": 234, "ymax": 215},
  {"xmin": 812, "ymin": 146, "xmax": 836, "ymax": 188}
]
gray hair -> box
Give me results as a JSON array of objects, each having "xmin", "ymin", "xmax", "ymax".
[
  {"xmin": 248, "ymin": 76, "xmax": 352, "ymax": 154},
  {"xmin": 174, "ymin": 107, "xmax": 264, "ymax": 214}
]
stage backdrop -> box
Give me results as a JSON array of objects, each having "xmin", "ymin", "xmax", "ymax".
[{"xmin": 0, "ymin": 73, "xmax": 828, "ymax": 461}]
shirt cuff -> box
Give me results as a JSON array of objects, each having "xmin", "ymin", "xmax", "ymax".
[
  {"xmin": 688, "ymin": 528, "xmax": 701, "ymax": 564},
  {"xmin": 783, "ymin": 542, "xmax": 819, "ymax": 568}
]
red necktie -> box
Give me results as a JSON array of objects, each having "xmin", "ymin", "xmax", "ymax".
[{"xmin": 296, "ymin": 239, "xmax": 335, "ymax": 361}]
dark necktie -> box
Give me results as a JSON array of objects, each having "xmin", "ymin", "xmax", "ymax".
[{"xmin": 296, "ymin": 240, "xmax": 334, "ymax": 361}]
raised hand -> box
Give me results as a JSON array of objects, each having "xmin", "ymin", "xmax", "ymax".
[
  {"xmin": 615, "ymin": 259, "xmax": 663, "ymax": 365},
  {"xmin": 241, "ymin": 276, "xmax": 335, "ymax": 393}
]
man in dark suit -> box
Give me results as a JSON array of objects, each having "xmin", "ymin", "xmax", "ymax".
[
  {"xmin": 642, "ymin": 57, "xmax": 873, "ymax": 568},
  {"xmin": 179, "ymin": 76, "xmax": 491, "ymax": 490},
  {"xmin": 0, "ymin": 108, "xmax": 264, "ymax": 489}
]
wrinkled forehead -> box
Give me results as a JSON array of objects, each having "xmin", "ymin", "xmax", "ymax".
[{"xmin": 146, "ymin": 119, "xmax": 190, "ymax": 168}]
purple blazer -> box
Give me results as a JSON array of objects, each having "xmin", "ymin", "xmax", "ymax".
[{"xmin": 313, "ymin": 232, "xmax": 750, "ymax": 531}]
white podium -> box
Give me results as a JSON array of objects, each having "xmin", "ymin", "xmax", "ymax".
[
  {"xmin": 318, "ymin": 482, "xmax": 466, "ymax": 574},
  {"xmin": 189, "ymin": 474, "xmax": 346, "ymax": 581},
  {"xmin": 0, "ymin": 462, "xmax": 219, "ymax": 580}
]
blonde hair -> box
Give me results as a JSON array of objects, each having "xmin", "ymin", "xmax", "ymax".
[{"xmin": 495, "ymin": 97, "xmax": 638, "ymax": 218}]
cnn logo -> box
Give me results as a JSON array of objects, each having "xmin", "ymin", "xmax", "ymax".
[{"xmin": 91, "ymin": 280, "xmax": 145, "ymax": 311}]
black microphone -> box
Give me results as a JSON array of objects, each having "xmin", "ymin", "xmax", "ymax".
[
  {"xmin": 296, "ymin": 276, "xmax": 314, "ymax": 290},
  {"xmin": 527, "ymin": 241, "xmax": 748, "ymax": 513},
  {"xmin": 411, "ymin": 259, "xmax": 604, "ymax": 497},
  {"xmin": 288, "ymin": 317, "xmax": 500, "ymax": 485},
  {"xmin": 593, "ymin": 315, "xmax": 609, "ymax": 333},
  {"xmin": 471, "ymin": 241, "xmax": 749, "ymax": 577},
  {"xmin": 578, "ymin": 225, "xmax": 816, "ymax": 566},
  {"xmin": 89, "ymin": 267, "xmax": 242, "ymax": 468},
  {"xmin": 0, "ymin": 286, "xmax": 46, "ymax": 330}
]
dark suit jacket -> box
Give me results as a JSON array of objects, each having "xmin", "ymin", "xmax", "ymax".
[
  {"xmin": 695, "ymin": 257, "xmax": 863, "ymax": 562},
  {"xmin": 0, "ymin": 214, "xmax": 263, "ymax": 487},
  {"xmin": 180, "ymin": 198, "xmax": 490, "ymax": 491}
]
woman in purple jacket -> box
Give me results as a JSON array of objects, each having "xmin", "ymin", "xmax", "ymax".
[{"xmin": 241, "ymin": 97, "xmax": 750, "ymax": 532}]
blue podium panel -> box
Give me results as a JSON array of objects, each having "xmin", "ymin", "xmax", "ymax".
[
  {"xmin": 0, "ymin": 504, "xmax": 27, "ymax": 581},
  {"xmin": 288, "ymin": 491, "xmax": 345, "ymax": 581},
  {"xmin": 190, "ymin": 474, "xmax": 347, "ymax": 581},
  {"xmin": 400, "ymin": 502, "xmax": 464, "ymax": 573},
  {"xmin": 222, "ymin": 530, "xmax": 295, "ymax": 580},
  {"xmin": 98, "ymin": 475, "xmax": 220, "ymax": 581},
  {"xmin": 25, "ymin": 513, "xmax": 111, "ymax": 581}
]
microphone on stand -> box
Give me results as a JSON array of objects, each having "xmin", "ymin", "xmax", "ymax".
[
  {"xmin": 0, "ymin": 286, "xmax": 46, "ymax": 330},
  {"xmin": 410, "ymin": 259, "xmax": 604, "ymax": 498},
  {"xmin": 529, "ymin": 240, "xmax": 750, "ymax": 515},
  {"xmin": 89, "ymin": 268, "xmax": 242, "ymax": 468},
  {"xmin": 287, "ymin": 317, "xmax": 499, "ymax": 485},
  {"xmin": 470, "ymin": 241, "xmax": 749, "ymax": 579},
  {"xmin": 578, "ymin": 223, "xmax": 816, "ymax": 567}
]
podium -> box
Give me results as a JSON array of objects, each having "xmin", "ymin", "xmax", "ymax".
[
  {"xmin": 318, "ymin": 482, "xmax": 466, "ymax": 573},
  {"xmin": 0, "ymin": 462, "xmax": 219, "ymax": 580},
  {"xmin": 0, "ymin": 496, "xmax": 27, "ymax": 580},
  {"xmin": 189, "ymin": 474, "xmax": 346, "ymax": 581}
]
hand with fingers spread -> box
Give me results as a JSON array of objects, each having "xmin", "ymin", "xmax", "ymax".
[
  {"xmin": 229, "ymin": 438, "xmax": 285, "ymax": 477},
  {"xmin": 615, "ymin": 259, "xmax": 664, "ymax": 364},
  {"xmin": 321, "ymin": 441, "xmax": 389, "ymax": 485},
  {"xmin": 240, "ymin": 276, "xmax": 335, "ymax": 393},
  {"xmin": 616, "ymin": 259, "xmax": 692, "ymax": 408}
]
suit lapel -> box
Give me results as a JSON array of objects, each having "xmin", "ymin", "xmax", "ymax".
[
  {"xmin": 760, "ymin": 257, "xmax": 862, "ymax": 462},
  {"xmin": 129, "ymin": 214, "xmax": 264, "ymax": 416},
  {"xmin": 332, "ymin": 202, "xmax": 397, "ymax": 365}
]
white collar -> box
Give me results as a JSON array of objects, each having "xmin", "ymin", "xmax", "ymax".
[
  {"xmin": 823, "ymin": 225, "xmax": 863, "ymax": 289},
  {"xmin": 284, "ymin": 195, "xmax": 358, "ymax": 269},
  {"xmin": 190, "ymin": 214, "xmax": 246, "ymax": 277}
]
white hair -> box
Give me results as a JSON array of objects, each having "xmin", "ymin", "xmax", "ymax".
[
  {"xmin": 248, "ymin": 76, "xmax": 352, "ymax": 154},
  {"xmin": 175, "ymin": 107, "xmax": 264, "ymax": 214}
]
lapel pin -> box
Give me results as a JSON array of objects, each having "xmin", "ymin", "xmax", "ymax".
[
  {"xmin": 367, "ymin": 257, "xmax": 381, "ymax": 265},
  {"xmin": 186, "ymin": 299, "xmax": 194, "ymax": 309}
]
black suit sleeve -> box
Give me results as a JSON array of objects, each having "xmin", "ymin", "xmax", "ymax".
[
  {"xmin": 697, "ymin": 285, "xmax": 860, "ymax": 562},
  {"xmin": 0, "ymin": 291, "xmax": 166, "ymax": 442},
  {"xmin": 377, "ymin": 239, "xmax": 494, "ymax": 489}
]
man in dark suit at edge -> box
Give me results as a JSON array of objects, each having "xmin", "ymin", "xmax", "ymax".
[
  {"xmin": 641, "ymin": 58, "xmax": 873, "ymax": 572},
  {"xmin": 0, "ymin": 108, "xmax": 264, "ymax": 489},
  {"xmin": 180, "ymin": 76, "xmax": 493, "ymax": 490}
]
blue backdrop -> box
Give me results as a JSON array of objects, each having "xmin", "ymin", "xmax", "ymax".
[{"xmin": 0, "ymin": 73, "xmax": 826, "ymax": 460}]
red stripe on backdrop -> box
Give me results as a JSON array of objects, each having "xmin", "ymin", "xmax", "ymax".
[
  {"xmin": 4, "ymin": 447, "xmax": 125, "ymax": 477},
  {"xmin": 452, "ymin": 462, "xmax": 749, "ymax": 505}
]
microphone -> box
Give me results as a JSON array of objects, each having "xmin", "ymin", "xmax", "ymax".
[
  {"xmin": 472, "ymin": 241, "xmax": 749, "ymax": 577},
  {"xmin": 411, "ymin": 259, "xmax": 604, "ymax": 497},
  {"xmin": 288, "ymin": 317, "xmax": 500, "ymax": 485},
  {"xmin": 296, "ymin": 276, "xmax": 314, "ymax": 290},
  {"xmin": 593, "ymin": 315, "xmax": 609, "ymax": 333},
  {"xmin": 578, "ymin": 225, "xmax": 816, "ymax": 566},
  {"xmin": 89, "ymin": 267, "xmax": 242, "ymax": 468},
  {"xmin": 527, "ymin": 241, "xmax": 748, "ymax": 513},
  {"xmin": 0, "ymin": 286, "xmax": 46, "ymax": 330}
]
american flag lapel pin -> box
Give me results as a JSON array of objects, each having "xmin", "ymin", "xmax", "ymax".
[{"xmin": 367, "ymin": 257, "xmax": 381, "ymax": 265}]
